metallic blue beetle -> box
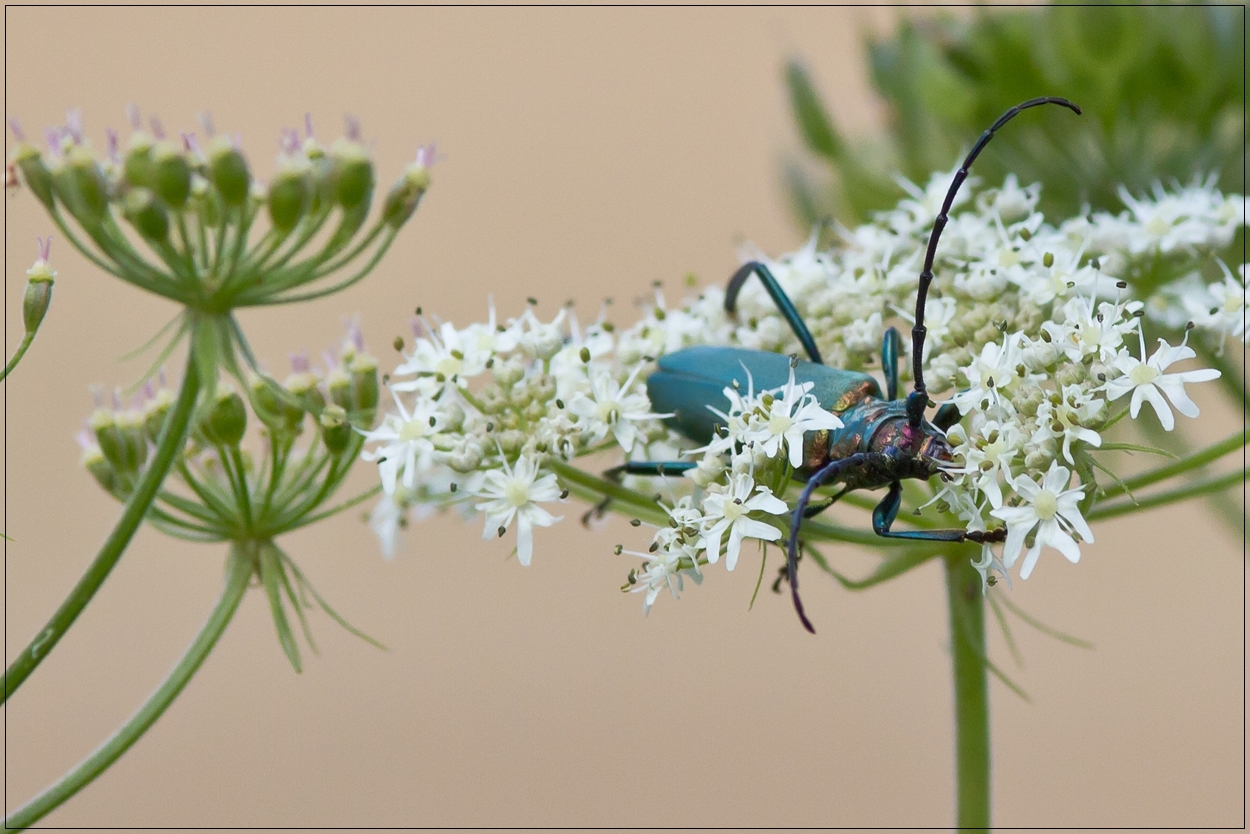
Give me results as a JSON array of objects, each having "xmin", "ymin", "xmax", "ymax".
[{"xmin": 617, "ymin": 98, "xmax": 1080, "ymax": 632}]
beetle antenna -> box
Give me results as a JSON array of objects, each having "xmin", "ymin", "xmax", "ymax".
[{"xmin": 909, "ymin": 96, "xmax": 1081, "ymax": 423}]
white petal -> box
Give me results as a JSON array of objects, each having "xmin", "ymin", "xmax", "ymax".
[
  {"xmin": 746, "ymin": 491, "xmax": 789, "ymax": 516},
  {"xmin": 1062, "ymin": 506, "xmax": 1095, "ymax": 545},
  {"xmin": 515, "ymin": 515, "xmax": 534, "ymax": 566},
  {"xmin": 724, "ymin": 525, "xmax": 745, "ymax": 571},
  {"xmin": 1137, "ymin": 384, "xmax": 1176, "ymax": 430},
  {"xmin": 1018, "ymin": 542, "xmax": 1042, "ymax": 579},
  {"xmin": 1041, "ymin": 520, "xmax": 1082, "ymax": 564},
  {"xmin": 1155, "ymin": 377, "xmax": 1201, "ymax": 418},
  {"xmin": 738, "ymin": 517, "xmax": 783, "ymax": 543},
  {"xmin": 378, "ymin": 456, "xmax": 400, "ymax": 496}
]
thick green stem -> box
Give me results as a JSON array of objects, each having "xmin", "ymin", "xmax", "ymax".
[
  {"xmin": 945, "ymin": 551, "xmax": 990, "ymax": 832},
  {"xmin": 3, "ymin": 546, "xmax": 252, "ymax": 830},
  {"xmin": 2, "ymin": 346, "xmax": 200, "ymax": 702}
]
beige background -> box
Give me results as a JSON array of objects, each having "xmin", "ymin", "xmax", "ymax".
[{"xmin": 3, "ymin": 7, "xmax": 1245, "ymax": 828}]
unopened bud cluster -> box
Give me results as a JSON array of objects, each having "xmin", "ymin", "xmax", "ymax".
[
  {"xmin": 8, "ymin": 109, "xmax": 433, "ymax": 311},
  {"xmin": 79, "ymin": 325, "xmax": 379, "ymax": 543}
]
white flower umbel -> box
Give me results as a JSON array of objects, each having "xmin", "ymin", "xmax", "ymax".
[
  {"xmin": 991, "ymin": 462, "xmax": 1093, "ymax": 579},
  {"xmin": 473, "ymin": 454, "xmax": 564, "ymax": 566},
  {"xmin": 365, "ymin": 171, "xmax": 1241, "ymax": 613},
  {"xmin": 1103, "ymin": 324, "xmax": 1221, "ymax": 431},
  {"xmin": 698, "ymin": 472, "xmax": 788, "ymax": 570}
]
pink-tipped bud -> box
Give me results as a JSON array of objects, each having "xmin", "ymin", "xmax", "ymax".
[{"xmin": 23, "ymin": 236, "xmax": 55, "ymax": 334}]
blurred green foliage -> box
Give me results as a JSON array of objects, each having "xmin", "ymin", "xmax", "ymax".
[{"xmin": 786, "ymin": 4, "xmax": 1246, "ymax": 228}]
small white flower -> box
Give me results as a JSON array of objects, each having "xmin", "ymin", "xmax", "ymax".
[
  {"xmin": 360, "ymin": 389, "xmax": 444, "ymax": 495},
  {"xmin": 393, "ymin": 319, "xmax": 494, "ymax": 386},
  {"xmin": 952, "ymin": 418, "xmax": 1024, "ymax": 508},
  {"xmin": 1032, "ymin": 383, "xmax": 1104, "ymax": 464},
  {"xmin": 368, "ymin": 488, "xmax": 408, "ymax": 559},
  {"xmin": 952, "ymin": 335, "xmax": 1026, "ymax": 416},
  {"xmin": 746, "ymin": 368, "xmax": 844, "ymax": 468},
  {"xmin": 623, "ymin": 547, "xmax": 687, "ymax": 613},
  {"xmin": 971, "ymin": 543, "xmax": 1008, "ymax": 593},
  {"xmin": 991, "ymin": 461, "xmax": 1094, "ymax": 579},
  {"xmin": 698, "ymin": 472, "xmax": 788, "ymax": 570},
  {"xmin": 1200, "ymin": 263, "xmax": 1249, "ymax": 343},
  {"xmin": 566, "ymin": 363, "xmax": 665, "ymax": 453},
  {"xmin": 473, "ymin": 454, "xmax": 564, "ymax": 566},
  {"xmin": 1103, "ymin": 325, "xmax": 1221, "ymax": 431}
]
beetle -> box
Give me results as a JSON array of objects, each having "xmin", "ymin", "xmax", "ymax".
[{"xmin": 609, "ymin": 97, "xmax": 1081, "ymax": 633}]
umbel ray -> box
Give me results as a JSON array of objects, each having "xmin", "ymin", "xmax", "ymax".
[{"xmin": 615, "ymin": 97, "xmax": 1082, "ymax": 632}]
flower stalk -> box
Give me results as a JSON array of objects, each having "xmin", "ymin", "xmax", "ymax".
[
  {"xmin": 2, "ymin": 345, "xmax": 201, "ymax": 702},
  {"xmin": 3, "ymin": 544, "xmax": 253, "ymax": 831},
  {"xmin": 946, "ymin": 550, "xmax": 991, "ymax": 832},
  {"xmin": 2, "ymin": 237, "xmax": 56, "ymax": 382}
]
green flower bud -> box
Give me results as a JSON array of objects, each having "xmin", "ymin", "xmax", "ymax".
[
  {"xmin": 81, "ymin": 442, "xmax": 118, "ymax": 494},
  {"xmin": 381, "ymin": 154, "xmax": 431, "ymax": 228},
  {"xmin": 56, "ymin": 147, "xmax": 110, "ymax": 224},
  {"xmin": 332, "ymin": 139, "xmax": 374, "ymax": 209},
  {"xmin": 349, "ymin": 352, "xmax": 379, "ymax": 421},
  {"xmin": 447, "ymin": 438, "xmax": 483, "ymax": 473},
  {"xmin": 123, "ymin": 188, "xmax": 170, "ymax": 241},
  {"xmin": 306, "ymin": 155, "xmax": 336, "ymax": 214},
  {"xmin": 492, "ymin": 356, "xmax": 525, "ymax": 387},
  {"xmin": 509, "ymin": 384, "xmax": 532, "ymax": 408},
  {"xmin": 117, "ymin": 410, "xmax": 149, "ymax": 471},
  {"xmin": 207, "ymin": 138, "xmax": 250, "ymax": 206},
  {"xmin": 123, "ymin": 137, "xmax": 154, "ymax": 189},
  {"xmin": 441, "ymin": 402, "xmax": 466, "ymax": 433},
  {"xmin": 199, "ymin": 387, "xmax": 247, "ymax": 447},
  {"xmin": 151, "ymin": 142, "xmax": 191, "ymax": 208},
  {"xmin": 90, "ymin": 407, "xmax": 129, "ymax": 474},
  {"xmin": 477, "ymin": 384, "xmax": 507, "ymax": 415},
  {"xmin": 318, "ymin": 405, "xmax": 351, "ymax": 455},
  {"xmin": 143, "ymin": 387, "xmax": 174, "ymax": 443},
  {"xmin": 497, "ymin": 429, "xmax": 526, "ymax": 454},
  {"xmin": 1055, "ymin": 365, "xmax": 1085, "ymax": 387},
  {"xmin": 23, "ymin": 247, "xmax": 55, "ymax": 335},
  {"xmin": 284, "ymin": 369, "xmax": 325, "ymax": 416},
  {"xmin": 191, "ymin": 175, "xmax": 224, "ymax": 227},
  {"xmin": 267, "ymin": 169, "xmax": 310, "ymax": 233},
  {"xmin": 10, "ymin": 142, "xmax": 55, "ymax": 208},
  {"xmin": 326, "ymin": 366, "xmax": 352, "ymax": 411},
  {"xmin": 246, "ymin": 375, "xmax": 286, "ymax": 433}
]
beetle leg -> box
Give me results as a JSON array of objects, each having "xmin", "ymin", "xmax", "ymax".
[
  {"xmin": 724, "ymin": 260, "xmax": 824, "ymax": 365},
  {"xmin": 787, "ymin": 454, "xmax": 871, "ymax": 633},
  {"xmin": 803, "ymin": 484, "xmax": 851, "ymax": 519},
  {"xmin": 581, "ymin": 461, "xmax": 698, "ymax": 526},
  {"xmin": 871, "ymin": 481, "xmax": 1007, "ymax": 543},
  {"xmin": 881, "ymin": 327, "xmax": 903, "ymax": 401}
]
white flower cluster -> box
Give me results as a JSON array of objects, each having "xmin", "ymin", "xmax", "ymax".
[
  {"xmin": 365, "ymin": 173, "xmax": 1241, "ymax": 610},
  {"xmin": 362, "ymin": 305, "xmax": 671, "ymax": 562},
  {"xmin": 622, "ymin": 367, "xmax": 844, "ymax": 612}
]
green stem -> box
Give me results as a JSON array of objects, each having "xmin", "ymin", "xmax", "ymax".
[
  {"xmin": 2, "ymin": 333, "xmax": 37, "ymax": 381},
  {"xmin": 1089, "ymin": 468, "xmax": 1246, "ymax": 521},
  {"xmin": 945, "ymin": 551, "xmax": 990, "ymax": 832},
  {"xmin": 2, "ymin": 346, "xmax": 201, "ymax": 703},
  {"xmin": 1098, "ymin": 430, "xmax": 1247, "ymax": 501},
  {"xmin": 547, "ymin": 460, "xmax": 669, "ymax": 526},
  {"xmin": 3, "ymin": 546, "xmax": 252, "ymax": 830}
]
